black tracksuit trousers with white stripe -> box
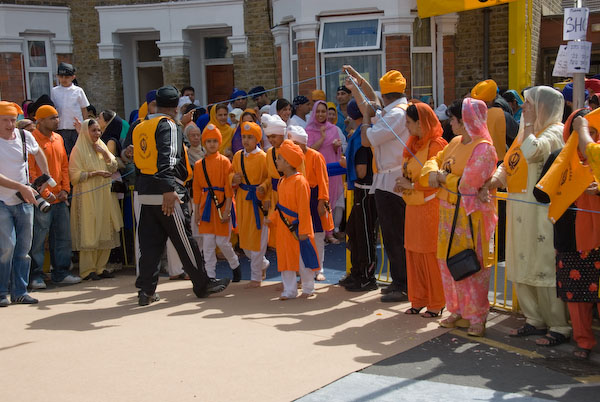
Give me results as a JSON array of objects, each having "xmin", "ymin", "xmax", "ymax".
[
  {"xmin": 346, "ymin": 188, "xmax": 378, "ymax": 282},
  {"xmin": 135, "ymin": 201, "xmax": 208, "ymax": 296}
]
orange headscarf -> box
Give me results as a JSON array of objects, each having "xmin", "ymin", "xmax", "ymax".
[{"xmin": 404, "ymin": 103, "xmax": 447, "ymax": 158}]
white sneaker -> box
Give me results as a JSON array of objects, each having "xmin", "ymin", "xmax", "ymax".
[
  {"xmin": 54, "ymin": 274, "xmax": 82, "ymax": 285},
  {"xmin": 30, "ymin": 278, "xmax": 47, "ymax": 289}
]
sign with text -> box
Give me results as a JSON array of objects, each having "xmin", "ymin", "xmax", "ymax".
[
  {"xmin": 566, "ymin": 41, "xmax": 592, "ymax": 74},
  {"xmin": 552, "ymin": 45, "xmax": 570, "ymax": 77},
  {"xmin": 563, "ymin": 8, "xmax": 589, "ymax": 41}
]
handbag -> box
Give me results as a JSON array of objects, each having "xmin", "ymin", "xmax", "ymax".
[{"xmin": 446, "ymin": 189, "xmax": 481, "ymax": 281}]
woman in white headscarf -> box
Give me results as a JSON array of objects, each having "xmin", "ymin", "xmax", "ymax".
[
  {"xmin": 69, "ymin": 119, "xmax": 123, "ymax": 280},
  {"xmin": 483, "ymin": 86, "xmax": 570, "ymax": 346}
]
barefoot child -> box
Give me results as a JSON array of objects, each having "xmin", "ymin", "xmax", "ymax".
[
  {"xmin": 231, "ymin": 122, "xmax": 270, "ymax": 288},
  {"xmin": 193, "ymin": 124, "xmax": 241, "ymax": 281},
  {"xmin": 274, "ymin": 140, "xmax": 320, "ymax": 300},
  {"xmin": 287, "ymin": 125, "xmax": 333, "ymax": 282}
]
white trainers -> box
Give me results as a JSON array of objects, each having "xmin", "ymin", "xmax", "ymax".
[
  {"xmin": 30, "ymin": 278, "xmax": 47, "ymax": 289},
  {"xmin": 54, "ymin": 274, "xmax": 82, "ymax": 285}
]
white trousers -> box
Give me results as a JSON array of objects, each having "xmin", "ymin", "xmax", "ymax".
[
  {"xmin": 242, "ymin": 218, "xmax": 269, "ymax": 281},
  {"xmin": 202, "ymin": 233, "xmax": 239, "ymax": 278},
  {"xmin": 314, "ymin": 231, "xmax": 325, "ymax": 274},
  {"xmin": 281, "ymin": 257, "xmax": 315, "ymax": 298}
]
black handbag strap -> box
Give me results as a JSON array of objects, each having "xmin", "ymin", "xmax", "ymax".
[
  {"xmin": 19, "ymin": 128, "xmax": 27, "ymax": 162},
  {"xmin": 446, "ymin": 189, "xmax": 476, "ymax": 260},
  {"xmin": 202, "ymin": 158, "xmax": 224, "ymax": 209}
]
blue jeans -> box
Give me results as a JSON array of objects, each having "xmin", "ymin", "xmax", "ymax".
[
  {"xmin": 29, "ymin": 202, "xmax": 72, "ymax": 282},
  {"xmin": 0, "ymin": 201, "xmax": 34, "ymax": 298}
]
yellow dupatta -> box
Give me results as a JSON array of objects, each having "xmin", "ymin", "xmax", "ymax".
[{"xmin": 210, "ymin": 105, "xmax": 235, "ymax": 154}]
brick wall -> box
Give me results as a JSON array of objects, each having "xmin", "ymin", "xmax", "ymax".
[
  {"xmin": 0, "ymin": 53, "xmax": 25, "ymax": 104},
  {"xmin": 297, "ymin": 40, "xmax": 316, "ymax": 97},
  {"xmin": 162, "ymin": 57, "xmax": 190, "ymax": 91},
  {"xmin": 385, "ymin": 35, "xmax": 411, "ymax": 95},
  {"xmin": 233, "ymin": 0, "xmax": 277, "ymax": 102},
  {"xmin": 442, "ymin": 36, "xmax": 456, "ymax": 105},
  {"xmin": 455, "ymin": 5, "xmax": 509, "ymax": 98}
]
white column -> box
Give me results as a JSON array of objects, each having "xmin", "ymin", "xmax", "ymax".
[
  {"xmin": 435, "ymin": 14, "xmax": 458, "ymax": 106},
  {"xmin": 272, "ymin": 25, "xmax": 290, "ymax": 100}
]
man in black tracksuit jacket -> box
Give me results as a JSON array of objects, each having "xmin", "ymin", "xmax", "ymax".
[{"xmin": 132, "ymin": 85, "xmax": 229, "ymax": 306}]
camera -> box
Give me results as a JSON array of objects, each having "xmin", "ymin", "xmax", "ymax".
[{"xmin": 16, "ymin": 173, "xmax": 56, "ymax": 213}]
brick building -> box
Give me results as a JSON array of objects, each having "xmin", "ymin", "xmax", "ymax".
[{"xmin": 0, "ymin": 0, "xmax": 570, "ymax": 119}]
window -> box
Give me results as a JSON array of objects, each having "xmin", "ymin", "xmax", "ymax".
[
  {"xmin": 24, "ymin": 39, "xmax": 53, "ymax": 100},
  {"xmin": 290, "ymin": 28, "xmax": 298, "ymax": 97},
  {"xmin": 411, "ymin": 18, "xmax": 435, "ymax": 102},
  {"xmin": 136, "ymin": 39, "xmax": 163, "ymax": 105},
  {"xmin": 319, "ymin": 19, "xmax": 381, "ymax": 52},
  {"xmin": 205, "ymin": 37, "xmax": 231, "ymax": 59},
  {"xmin": 323, "ymin": 54, "xmax": 381, "ymax": 102}
]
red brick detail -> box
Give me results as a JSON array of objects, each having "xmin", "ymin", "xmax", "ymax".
[
  {"xmin": 442, "ymin": 35, "xmax": 456, "ymax": 106},
  {"xmin": 297, "ymin": 40, "xmax": 316, "ymax": 97},
  {"xmin": 0, "ymin": 53, "xmax": 25, "ymax": 105},
  {"xmin": 56, "ymin": 54, "xmax": 73, "ymax": 68},
  {"xmin": 385, "ymin": 35, "xmax": 411, "ymax": 95},
  {"xmin": 275, "ymin": 46, "xmax": 283, "ymax": 99}
]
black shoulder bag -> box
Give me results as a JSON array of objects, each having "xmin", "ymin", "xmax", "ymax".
[{"xmin": 446, "ymin": 189, "xmax": 482, "ymax": 281}]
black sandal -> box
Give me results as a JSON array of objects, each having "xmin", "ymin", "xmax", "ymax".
[
  {"xmin": 509, "ymin": 323, "xmax": 547, "ymax": 337},
  {"xmin": 421, "ymin": 307, "xmax": 444, "ymax": 318},
  {"xmin": 535, "ymin": 331, "xmax": 570, "ymax": 347},
  {"xmin": 574, "ymin": 347, "xmax": 592, "ymax": 359},
  {"xmin": 404, "ymin": 307, "xmax": 424, "ymax": 315}
]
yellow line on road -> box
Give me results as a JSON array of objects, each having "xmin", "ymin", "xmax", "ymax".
[
  {"xmin": 574, "ymin": 375, "xmax": 600, "ymax": 384},
  {"xmin": 450, "ymin": 329, "xmax": 544, "ymax": 359}
]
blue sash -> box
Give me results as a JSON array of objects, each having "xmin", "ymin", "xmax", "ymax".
[
  {"xmin": 201, "ymin": 187, "xmax": 224, "ymax": 223},
  {"xmin": 271, "ymin": 177, "xmax": 279, "ymax": 192},
  {"xmin": 326, "ymin": 162, "xmax": 346, "ymax": 177},
  {"xmin": 239, "ymin": 183, "xmax": 262, "ymax": 230},
  {"xmin": 276, "ymin": 202, "xmax": 320, "ymax": 269},
  {"xmin": 309, "ymin": 186, "xmax": 323, "ymax": 233}
]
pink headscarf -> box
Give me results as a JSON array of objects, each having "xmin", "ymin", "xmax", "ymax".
[{"xmin": 462, "ymin": 97, "xmax": 492, "ymax": 143}]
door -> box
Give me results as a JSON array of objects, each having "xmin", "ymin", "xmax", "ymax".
[{"xmin": 206, "ymin": 65, "xmax": 234, "ymax": 105}]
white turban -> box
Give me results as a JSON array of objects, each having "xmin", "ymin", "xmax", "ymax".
[
  {"xmin": 286, "ymin": 125, "xmax": 308, "ymax": 145},
  {"xmin": 435, "ymin": 104, "xmax": 449, "ymax": 121},
  {"xmin": 259, "ymin": 105, "xmax": 271, "ymax": 116},
  {"xmin": 261, "ymin": 113, "xmax": 287, "ymax": 136}
]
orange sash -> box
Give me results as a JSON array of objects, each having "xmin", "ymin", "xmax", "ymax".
[
  {"xmin": 536, "ymin": 132, "xmax": 594, "ymax": 223},
  {"xmin": 503, "ymin": 139, "xmax": 528, "ymax": 193},
  {"xmin": 437, "ymin": 136, "xmax": 489, "ymax": 203},
  {"xmin": 402, "ymin": 141, "xmax": 430, "ymax": 205}
]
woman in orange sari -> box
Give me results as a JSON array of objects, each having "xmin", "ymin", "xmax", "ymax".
[{"xmin": 394, "ymin": 103, "xmax": 447, "ymax": 317}]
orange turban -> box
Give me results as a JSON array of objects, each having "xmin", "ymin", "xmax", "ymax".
[
  {"xmin": 35, "ymin": 105, "xmax": 58, "ymax": 120},
  {"xmin": 585, "ymin": 107, "xmax": 600, "ymax": 133},
  {"xmin": 202, "ymin": 123, "xmax": 222, "ymax": 145},
  {"xmin": 278, "ymin": 139, "xmax": 304, "ymax": 169},
  {"xmin": 240, "ymin": 121, "xmax": 262, "ymax": 142},
  {"xmin": 0, "ymin": 101, "xmax": 23, "ymax": 117},
  {"xmin": 138, "ymin": 102, "xmax": 148, "ymax": 121},
  {"xmin": 311, "ymin": 90, "xmax": 326, "ymax": 102},
  {"xmin": 379, "ymin": 70, "xmax": 406, "ymax": 95},
  {"xmin": 471, "ymin": 79, "xmax": 498, "ymax": 103}
]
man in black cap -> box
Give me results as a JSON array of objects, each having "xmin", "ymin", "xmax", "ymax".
[
  {"xmin": 132, "ymin": 85, "xmax": 230, "ymax": 306},
  {"xmin": 336, "ymin": 85, "xmax": 351, "ymax": 137},
  {"xmin": 50, "ymin": 62, "xmax": 90, "ymax": 156},
  {"xmin": 290, "ymin": 96, "xmax": 310, "ymax": 128},
  {"xmin": 249, "ymin": 86, "xmax": 270, "ymax": 109}
]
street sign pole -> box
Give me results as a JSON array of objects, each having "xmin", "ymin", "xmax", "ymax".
[{"xmin": 573, "ymin": 0, "xmax": 585, "ymax": 110}]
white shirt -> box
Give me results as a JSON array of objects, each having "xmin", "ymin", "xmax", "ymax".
[
  {"xmin": 0, "ymin": 129, "xmax": 40, "ymax": 205},
  {"xmin": 289, "ymin": 114, "xmax": 307, "ymax": 129},
  {"xmin": 366, "ymin": 97, "xmax": 409, "ymax": 195},
  {"xmin": 51, "ymin": 84, "xmax": 90, "ymax": 130}
]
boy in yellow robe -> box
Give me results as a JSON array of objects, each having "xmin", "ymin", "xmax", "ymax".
[
  {"xmin": 274, "ymin": 140, "xmax": 320, "ymax": 300},
  {"xmin": 231, "ymin": 122, "xmax": 270, "ymax": 288}
]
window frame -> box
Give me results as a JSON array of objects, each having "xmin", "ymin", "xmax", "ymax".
[
  {"xmin": 318, "ymin": 15, "xmax": 382, "ymax": 53},
  {"xmin": 290, "ymin": 25, "xmax": 298, "ymax": 98},
  {"xmin": 22, "ymin": 36, "xmax": 53, "ymax": 100},
  {"xmin": 320, "ymin": 50, "xmax": 384, "ymax": 99},
  {"xmin": 410, "ymin": 17, "xmax": 437, "ymax": 103},
  {"xmin": 133, "ymin": 33, "xmax": 161, "ymax": 107}
]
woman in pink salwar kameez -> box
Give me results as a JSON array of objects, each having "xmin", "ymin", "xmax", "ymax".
[{"xmin": 421, "ymin": 98, "xmax": 498, "ymax": 337}]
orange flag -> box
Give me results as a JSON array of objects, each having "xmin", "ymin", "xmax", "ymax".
[{"xmin": 536, "ymin": 132, "xmax": 594, "ymax": 223}]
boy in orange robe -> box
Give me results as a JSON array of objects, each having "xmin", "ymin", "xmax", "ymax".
[
  {"xmin": 231, "ymin": 122, "xmax": 270, "ymax": 288},
  {"xmin": 274, "ymin": 140, "xmax": 320, "ymax": 300},
  {"xmin": 287, "ymin": 125, "xmax": 333, "ymax": 281},
  {"xmin": 193, "ymin": 124, "xmax": 240, "ymax": 281},
  {"xmin": 257, "ymin": 114, "xmax": 287, "ymax": 247}
]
